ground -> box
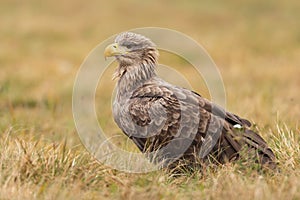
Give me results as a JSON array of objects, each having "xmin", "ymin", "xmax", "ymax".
[{"xmin": 0, "ymin": 0, "xmax": 300, "ymax": 199}]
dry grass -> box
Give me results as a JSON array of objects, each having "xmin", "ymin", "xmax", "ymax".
[{"xmin": 1, "ymin": 0, "xmax": 300, "ymax": 199}]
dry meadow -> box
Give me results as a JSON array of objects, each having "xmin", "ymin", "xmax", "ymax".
[{"xmin": 1, "ymin": 0, "xmax": 300, "ymax": 199}]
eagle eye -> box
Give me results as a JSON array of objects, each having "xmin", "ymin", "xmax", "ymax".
[{"xmin": 125, "ymin": 44, "xmax": 133, "ymax": 49}]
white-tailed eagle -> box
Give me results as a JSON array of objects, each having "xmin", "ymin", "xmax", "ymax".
[{"xmin": 104, "ymin": 32, "xmax": 276, "ymax": 170}]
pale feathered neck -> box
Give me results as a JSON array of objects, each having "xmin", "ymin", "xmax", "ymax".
[
  {"xmin": 113, "ymin": 45, "xmax": 159, "ymax": 96},
  {"xmin": 116, "ymin": 61, "xmax": 157, "ymax": 95}
]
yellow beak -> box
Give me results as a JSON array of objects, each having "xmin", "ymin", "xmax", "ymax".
[{"xmin": 104, "ymin": 43, "xmax": 127, "ymax": 59}]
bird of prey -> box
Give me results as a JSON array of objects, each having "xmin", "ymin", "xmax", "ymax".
[{"xmin": 104, "ymin": 32, "xmax": 276, "ymax": 170}]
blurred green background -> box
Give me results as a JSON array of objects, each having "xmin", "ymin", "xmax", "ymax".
[{"xmin": 1, "ymin": 0, "xmax": 299, "ymax": 146}]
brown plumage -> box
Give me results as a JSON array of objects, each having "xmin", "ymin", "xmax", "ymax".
[{"xmin": 104, "ymin": 32, "xmax": 276, "ymax": 170}]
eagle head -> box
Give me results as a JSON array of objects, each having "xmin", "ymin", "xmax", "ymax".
[{"xmin": 104, "ymin": 32, "xmax": 159, "ymax": 66}]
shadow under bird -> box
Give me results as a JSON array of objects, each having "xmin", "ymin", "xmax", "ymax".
[{"xmin": 104, "ymin": 32, "xmax": 276, "ymax": 170}]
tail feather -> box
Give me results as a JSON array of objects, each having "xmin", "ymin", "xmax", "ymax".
[
  {"xmin": 220, "ymin": 128, "xmax": 276, "ymax": 169},
  {"xmin": 243, "ymin": 129, "xmax": 276, "ymax": 167}
]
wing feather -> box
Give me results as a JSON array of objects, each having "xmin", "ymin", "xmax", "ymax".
[{"xmin": 116, "ymin": 82, "xmax": 275, "ymax": 168}]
